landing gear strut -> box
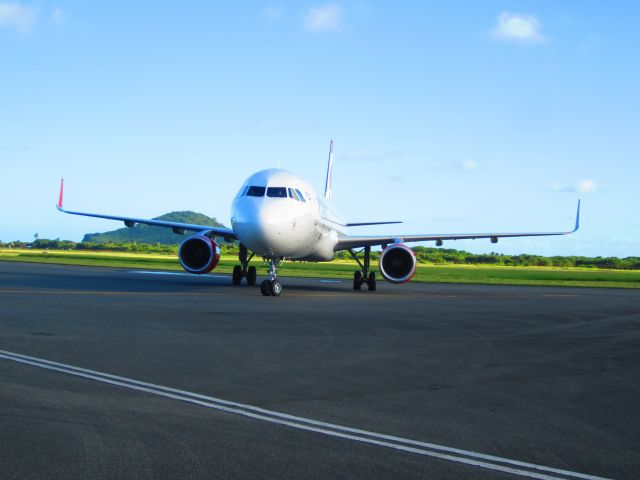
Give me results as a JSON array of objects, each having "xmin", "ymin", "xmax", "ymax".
[
  {"xmin": 232, "ymin": 244, "xmax": 256, "ymax": 286},
  {"xmin": 348, "ymin": 246, "xmax": 377, "ymax": 292},
  {"xmin": 260, "ymin": 258, "xmax": 283, "ymax": 296}
]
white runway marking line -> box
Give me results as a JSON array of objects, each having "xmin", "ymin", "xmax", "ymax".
[
  {"xmin": 0, "ymin": 349, "xmax": 610, "ymax": 480},
  {"xmin": 131, "ymin": 270, "xmax": 228, "ymax": 278}
]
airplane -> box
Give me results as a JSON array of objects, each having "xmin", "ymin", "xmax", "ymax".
[{"xmin": 57, "ymin": 141, "xmax": 580, "ymax": 296}]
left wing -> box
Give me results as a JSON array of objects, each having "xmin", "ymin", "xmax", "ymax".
[
  {"xmin": 56, "ymin": 179, "xmax": 237, "ymax": 241},
  {"xmin": 335, "ymin": 200, "xmax": 580, "ymax": 251}
]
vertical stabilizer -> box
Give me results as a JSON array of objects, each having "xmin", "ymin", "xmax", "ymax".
[{"xmin": 324, "ymin": 140, "xmax": 334, "ymax": 202}]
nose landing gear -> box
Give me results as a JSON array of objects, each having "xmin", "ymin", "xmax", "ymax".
[
  {"xmin": 349, "ymin": 246, "xmax": 377, "ymax": 292},
  {"xmin": 260, "ymin": 258, "xmax": 283, "ymax": 296},
  {"xmin": 232, "ymin": 244, "xmax": 257, "ymax": 286}
]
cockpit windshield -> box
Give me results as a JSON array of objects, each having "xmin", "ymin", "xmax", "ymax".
[
  {"xmin": 246, "ymin": 186, "xmax": 266, "ymax": 197},
  {"xmin": 243, "ymin": 185, "xmax": 305, "ymax": 201},
  {"xmin": 266, "ymin": 187, "xmax": 287, "ymax": 198}
]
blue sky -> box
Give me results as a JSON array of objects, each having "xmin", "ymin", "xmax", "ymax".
[{"xmin": 1, "ymin": 1, "xmax": 638, "ymax": 257}]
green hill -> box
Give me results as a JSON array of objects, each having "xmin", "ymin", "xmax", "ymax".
[{"xmin": 82, "ymin": 211, "xmax": 227, "ymax": 244}]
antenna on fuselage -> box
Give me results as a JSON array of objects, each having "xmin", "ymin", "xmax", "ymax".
[{"xmin": 324, "ymin": 140, "xmax": 334, "ymax": 202}]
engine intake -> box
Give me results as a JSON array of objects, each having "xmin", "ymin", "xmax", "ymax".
[
  {"xmin": 178, "ymin": 235, "xmax": 220, "ymax": 274},
  {"xmin": 379, "ymin": 243, "xmax": 416, "ymax": 284}
]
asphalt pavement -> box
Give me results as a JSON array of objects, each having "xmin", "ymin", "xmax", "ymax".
[{"xmin": 0, "ymin": 261, "xmax": 638, "ymax": 479}]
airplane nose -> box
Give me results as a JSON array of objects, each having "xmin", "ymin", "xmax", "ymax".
[{"xmin": 232, "ymin": 199, "xmax": 291, "ymax": 254}]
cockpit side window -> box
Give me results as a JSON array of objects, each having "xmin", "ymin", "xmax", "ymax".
[
  {"xmin": 246, "ymin": 186, "xmax": 266, "ymax": 197},
  {"xmin": 295, "ymin": 189, "xmax": 306, "ymax": 202},
  {"xmin": 288, "ymin": 188, "xmax": 300, "ymax": 201},
  {"xmin": 266, "ymin": 187, "xmax": 287, "ymax": 198}
]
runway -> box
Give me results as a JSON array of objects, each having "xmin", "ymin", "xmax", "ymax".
[{"xmin": 0, "ymin": 262, "xmax": 638, "ymax": 479}]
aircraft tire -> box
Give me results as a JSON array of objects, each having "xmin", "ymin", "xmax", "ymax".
[
  {"xmin": 232, "ymin": 266, "xmax": 242, "ymax": 285},
  {"xmin": 247, "ymin": 266, "xmax": 257, "ymax": 286},
  {"xmin": 367, "ymin": 271, "xmax": 377, "ymax": 291},
  {"xmin": 353, "ymin": 271, "xmax": 362, "ymax": 290},
  {"xmin": 260, "ymin": 279, "xmax": 271, "ymax": 296},
  {"xmin": 270, "ymin": 280, "xmax": 282, "ymax": 296}
]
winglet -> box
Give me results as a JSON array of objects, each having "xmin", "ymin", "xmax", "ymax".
[
  {"xmin": 57, "ymin": 178, "xmax": 64, "ymax": 211},
  {"xmin": 324, "ymin": 140, "xmax": 334, "ymax": 202},
  {"xmin": 573, "ymin": 199, "xmax": 581, "ymax": 233}
]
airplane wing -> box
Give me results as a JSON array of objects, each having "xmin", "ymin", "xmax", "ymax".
[
  {"xmin": 56, "ymin": 179, "xmax": 237, "ymax": 241},
  {"xmin": 335, "ymin": 200, "xmax": 580, "ymax": 251}
]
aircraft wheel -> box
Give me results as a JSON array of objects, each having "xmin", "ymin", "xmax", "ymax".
[
  {"xmin": 270, "ymin": 280, "xmax": 282, "ymax": 297},
  {"xmin": 367, "ymin": 271, "xmax": 377, "ymax": 291},
  {"xmin": 260, "ymin": 279, "xmax": 271, "ymax": 296},
  {"xmin": 353, "ymin": 271, "xmax": 362, "ymax": 291},
  {"xmin": 232, "ymin": 265, "xmax": 242, "ymax": 285},
  {"xmin": 247, "ymin": 266, "xmax": 257, "ymax": 286}
]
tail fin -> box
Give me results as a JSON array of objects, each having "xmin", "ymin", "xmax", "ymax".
[{"xmin": 324, "ymin": 140, "xmax": 334, "ymax": 202}]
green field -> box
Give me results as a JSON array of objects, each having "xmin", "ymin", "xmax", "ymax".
[{"xmin": 1, "ymin": 249, "xmax": 639, "ymax": 289}]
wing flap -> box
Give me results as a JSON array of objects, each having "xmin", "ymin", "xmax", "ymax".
[{"xmin": 345, "ymin": 221, "xmax": 403, "ymax": 227}]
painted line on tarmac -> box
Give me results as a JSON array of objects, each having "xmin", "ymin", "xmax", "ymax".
[
  {"xmin": 0, "ymin": 289, "xmax": 451, "ymax": 299},
  {"xmin": 543, "ymin": 294, "xmax": 581, "ymax": 298},
  {"xmin": 0, "ymin": 290, "xmax": 230, "ymax": 296},
  {"xmin": 132, "ymin": 272, "xmax": 344, "ymax": 285},
  {"xmin": 131, "ymin": 270, "xmax": 229, "ymax": 278},
  {"xmin": 0, "ymin": 349, "xmax": 609, "ymax": 480},
  {"xmin": 134, "ymin": 271, "xmax": 344, "ymax": 284}
]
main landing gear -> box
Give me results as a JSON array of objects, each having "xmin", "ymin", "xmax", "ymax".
[
  {"xmin": 260, "ymin": 258, "xmax": 283, "ymax": 297},
  {"xmin": 232, "ymin": 244, "xmax": 257, "ymax": 286},
  {"xmin": 348, "ymin": 246, "xmax": 377, "ymax": 292}
]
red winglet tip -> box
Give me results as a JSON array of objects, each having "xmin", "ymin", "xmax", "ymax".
[{"xmin": 57, "ymin": 178, "xmax": 64, "ymax": 209}]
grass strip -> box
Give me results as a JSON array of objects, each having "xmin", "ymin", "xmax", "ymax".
[{"xmin": 1, "ymin": 249, "xmax": 638, "ymax": 289}]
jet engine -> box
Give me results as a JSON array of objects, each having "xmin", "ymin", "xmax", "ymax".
[
  {"xmin": 379, "ymin": 243, "xmax": 416, "ymax": 284},
  {"xmin": 178, "ymin": 235, "xmax": 220, "ymax": 274}
]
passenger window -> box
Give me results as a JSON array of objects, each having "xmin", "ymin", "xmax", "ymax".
[
  {"xmin": 267, "ymin": 187, "xmax": 287, "ymax": 198},
  {"xmin": 295, "ymin": 189, "xmax": 306, "ymax": 202},
  {"xmin": 246, "ymin": 186, "xmax": 266, "ymax": 197}
]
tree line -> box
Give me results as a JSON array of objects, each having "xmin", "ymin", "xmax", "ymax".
[{"xmin": 1, "ymin": 239, "xmax": 638, "ymax": 270}]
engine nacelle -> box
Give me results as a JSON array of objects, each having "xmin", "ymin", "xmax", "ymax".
[
  {"xmin": 379, "ymin": 243, "xmax": 417, "ymax": 284},
  {"xmin": 178, "ymin": 235, "xmax": 220, "ymax": 274}
]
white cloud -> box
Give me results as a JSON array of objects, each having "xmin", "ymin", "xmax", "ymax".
[
  {"xmin": 341, "ymin": 150, "xmax": 403, "ymax": 163},
  {"xmin": 548, "ymin": 179, "xmax": 597, "ymax": 194},
  {"xmin": 0, "ymin": 1, "xmax": 37, "ymax": 33},
  {"xmin": 304, "ymin": 3, "xmax": 344, "ymax": 32},
  {"xmin": 577, "ymin": 179, "xmax": 596, "ymax": 193},
  {"xmin": 461, "ymin": 159, "xmax": 478, "ymax": 170},
  {"xmin": 262, "ymin": 5, "xmax": 283, "ymax": 21},
  {"xmin": 50, "ymin": 6, "xmax": 64, "ymax": 24},
  {"xmin": 492, "ymin": 12, "xmax": 545, "ymax": 44}
]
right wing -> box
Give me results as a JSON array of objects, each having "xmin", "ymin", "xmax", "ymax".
[
  {"xmin": 335, "ymin": 200, "xmax": 580, "ymax": 251},
  {"xmin": 56, "ymin": 179, "xmax": 237, "ymax": 241}
]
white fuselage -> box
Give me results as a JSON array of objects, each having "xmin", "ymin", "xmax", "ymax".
[{"xmin": 230, "ymin": 169, "xmax": 343, "ymax": 261}]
